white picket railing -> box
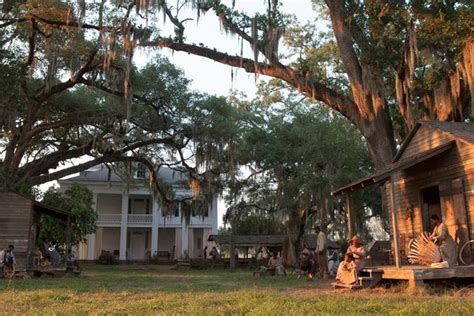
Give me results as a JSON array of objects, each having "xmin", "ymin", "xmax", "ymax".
[
  {"xmin": 97, "ymin": 213, "xmax": 121, "ymax": 225},
  {"xmin": 128, "ymin": 214, "xmax": 153, "ymax": 225},
  {"xmin": 96, "ymin": 213, "xmax": 153, "ymax": 225}
]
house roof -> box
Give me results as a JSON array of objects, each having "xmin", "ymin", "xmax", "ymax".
[
  {"xmin": 332, "ymin": 140, "xmax": 456, "ymax": 195},
  {"xmin": 59, "ymin": 164, "xmax": 188, "ymax": 185}
]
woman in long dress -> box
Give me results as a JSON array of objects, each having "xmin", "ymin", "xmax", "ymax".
[
  {"xmin": 430, "ymin": 215, "xmax": 456, "ymax": 266},
  {"xmin": 346, "ymin": 235, "xmax": 367, "ymax": 272},
  {"xmin": 335, "ymin": 235, "xmax": 367, "ymax": 285}
]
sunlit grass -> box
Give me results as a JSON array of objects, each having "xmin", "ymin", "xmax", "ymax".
[{"xmin": 1, "ymin": 265, "xmax": 473, "ymax": 315}]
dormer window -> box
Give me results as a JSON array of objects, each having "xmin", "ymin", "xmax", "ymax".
[{"xmin": 134, "ymin": 165, "xmax": 147, "ymax": 179}]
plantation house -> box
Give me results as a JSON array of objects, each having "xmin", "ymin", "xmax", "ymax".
[{"xmin": 58, "ymin": 165, "xmax": 218, "ymax": 261}]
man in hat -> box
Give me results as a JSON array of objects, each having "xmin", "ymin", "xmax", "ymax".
[
  {"xmin": 347, "ymin": 235, "xmax": 366, "ymax": 272},
  {"xmin": 315, "ymin": 226, "xmax": 329, "ymax": 279}
]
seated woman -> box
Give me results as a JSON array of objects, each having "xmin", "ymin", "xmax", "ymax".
[
  {"xmin": 347, "ymin": 235, "xmax": 367, "ymax": 272},
  {"xmin": 268, "ymin": 251, "xmax": 286, "ymax": 276},
  {"xmin": 336, "ymin": 253, "xmax": 357, "ymax": 285}
]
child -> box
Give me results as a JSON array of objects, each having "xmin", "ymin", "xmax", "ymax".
[{"xmin": 336, "ymin": 253, "xmax": 357, "ymax": 285}]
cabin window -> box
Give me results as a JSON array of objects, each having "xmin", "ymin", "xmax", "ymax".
[{"xmin": 421, "ymin": 185, "xmax": 442, "ymax": 232}]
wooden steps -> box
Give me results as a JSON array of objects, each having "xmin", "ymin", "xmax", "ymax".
[
  {"xmin": 331, "ymin": 282, "xmax": 363, "ymax": 290},
  {"xmin": 176, "ymin": 259, "xmax": 191, "ymax": 268}
]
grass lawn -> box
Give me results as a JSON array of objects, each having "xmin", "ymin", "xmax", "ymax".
[{"xmin": 1, "ymin": 265, "xmax": 474, "ymax": 315}]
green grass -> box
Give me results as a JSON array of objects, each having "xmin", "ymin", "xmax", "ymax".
[{"xmin": 1, "ymin": 265, "xmax": 474, "ymax": 315}]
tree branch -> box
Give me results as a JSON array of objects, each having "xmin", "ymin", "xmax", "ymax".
[{"xmin": 145, "ymin": 39, "xmax": 359, "ymax": 123}]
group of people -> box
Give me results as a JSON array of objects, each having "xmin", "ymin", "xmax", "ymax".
[
  {"xmin": 202, "ymin": 246, "xmax": 220, "ymax": 260},
  {"xmin": 0, "ymin": 245, "xmax": 16, "ymax": 277},
  {"xmin": 298, "ymin": 226, "xmax": 332, "ymax": 279}
]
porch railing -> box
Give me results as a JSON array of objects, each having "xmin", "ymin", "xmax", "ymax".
[
  {"xmin": 97, "ymin": 213, "xmax": 122, "ymax": 225},
  {"xmin": 96, "ymin": 213, "xmax": 153, "ymax": 225},
  {"xmin": 128, "ymin": 214, "xmax": 153, "ymax": 225}
]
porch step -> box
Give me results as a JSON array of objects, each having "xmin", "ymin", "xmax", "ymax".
[
  {"xmin": 358, "ymin": 276, "xmax": 373, "ymax": 287},
  {"xmin": 331, "ymin": 282, "xmax": 363, "ymax": 290},
  {"xmin": 176, "ymin": 259, "xmax": 191, "ymax": 268}
]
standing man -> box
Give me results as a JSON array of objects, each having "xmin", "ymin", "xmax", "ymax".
[{"xmin": 315, "ymin": 226, "xmax": 329, "ymax": 279}]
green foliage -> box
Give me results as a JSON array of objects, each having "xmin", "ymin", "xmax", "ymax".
[
  {"xmin": 222, "ymin": 213, "xmax": 285, "ymax": 235},
  {"xmin": 41, "ymin": 183, "xmax": 96, "ymax": 246},
  {"xmin": 224, "ymin": 83, "xmax": 378, "ymax": 240}
]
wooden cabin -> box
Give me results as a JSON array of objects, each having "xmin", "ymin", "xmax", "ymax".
[
  {"xmin": 0, "ymin": 190, "xmax": 73, "ymax": 272},
  {"xmin": 333, "ymin": 121, "xmax": 474, "ymax": 287}
]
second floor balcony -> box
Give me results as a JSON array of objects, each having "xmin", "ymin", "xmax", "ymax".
[{"xmin": 97, "ymin": 213, "xmax": 153, "ymax": 226}]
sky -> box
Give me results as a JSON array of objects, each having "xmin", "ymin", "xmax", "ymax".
[
  {"xmin": 135, "ymin": 0, "xmax": 317, "ymax": 98},
  {"xmin": 41, "ymin": 0, "xmax": 319, "ymax": 228}
]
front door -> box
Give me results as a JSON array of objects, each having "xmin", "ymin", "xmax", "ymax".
[
  {"xmin": 129, "ymin": 231, "xmax": 146, "ymax": 260},
  {"xmin": 421, "ymin": 185, "xmax": 442, "ymax": 232}
]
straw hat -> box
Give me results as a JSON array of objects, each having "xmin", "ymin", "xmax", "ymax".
[{"xmin": 349, "ymin": 235, "xmax": 364, "ymax": 245}]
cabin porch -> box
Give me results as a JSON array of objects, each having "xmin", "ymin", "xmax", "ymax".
[
  {"xmin": 333, "ymin": 265, "xmax": 474, "ymax": 290},
  {"xmin": 363, "ymin": 265, "xmax": 474, "ymax": 288}
]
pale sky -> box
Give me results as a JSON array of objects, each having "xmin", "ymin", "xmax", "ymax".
[{"xmin": 135, "ymin": 0, "xmax": 317, "ymax": 98}]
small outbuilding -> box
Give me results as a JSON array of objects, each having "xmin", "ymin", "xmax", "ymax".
[
  {"xmin": 0, "ymin": 190, "xmax": 74, "ymax": 272},
  {"xmin": 333, "ymin": 121, "xmax": 474, "ymax": 287}
]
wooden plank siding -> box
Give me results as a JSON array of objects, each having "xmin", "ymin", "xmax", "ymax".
[
  {"xmin": 0, "ymin": 192, "xmax": 33, "ymax": 270},
  {"xmin": 383, "ymin": 126, "xmax": 474, "ymax": 262}
]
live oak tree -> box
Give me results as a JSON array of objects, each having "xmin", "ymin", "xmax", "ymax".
[
  {"xmin": 0, "ymin": 1, "xmax": 246, "ymax": 208},
  {"xmin": 223, "ymin": 83, "xmax": 379, "ymax": 263},
  {"xmin": 2, "ymin": 0, "xmax": 471, "ymax": 172}
]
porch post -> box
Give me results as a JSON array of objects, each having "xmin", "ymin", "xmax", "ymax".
[
  {"xmin": 180, "ymin": 204, "xmax": 189, "ymax": 258},
  {"xmin": 345, "ymin": 193, "xmax": 354, "ymax": 238},
  {"xmin": 390, "ymin": 175, "xmax": 402, "ymax": 268},
  {"xmin": 87, "ymin": 193, "xmax": 98, "ymax": 260},
  {"xmin": 119, "ymin": 192, "xmax": 129, "ymax": 261},
  {"xmin": 151, "ymin": 197, "xmax": 159, "ymax": 257},
  {"xmin": 229, "ymin": 235, "xmax": 236, "ymax": 269}
]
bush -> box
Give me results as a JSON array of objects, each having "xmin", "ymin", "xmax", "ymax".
[{"xmin": 96, "ymin": 253, "xmax": 118, "ymax": 265}]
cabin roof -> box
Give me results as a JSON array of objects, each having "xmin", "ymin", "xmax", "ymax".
[
  {"xmin": 332, "ymin": 120, "xmax": 473, "ymax": 195},
  {"xmin": 393, "ymin": 121, "xmax": 474, "ymax": 161},
  {"xmin": 208, "ymin": 234, "xmax": 341, "ymax": 249},
  {"xmin": 207, "ymin": 235, "xmax": 286, "ymax": 247},
  {"xmin": 0, "ymin": 189, "xmax": 74, "ymax": 221},
  {"xmin": 332, "ymin": 140, "xmax": 456, "ymax": 195}
]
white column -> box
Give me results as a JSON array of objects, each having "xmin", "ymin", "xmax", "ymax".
[
  {"xmin": 151, "ymin": 197, "xmax": 159, "ymax": 256},
  {"xmin": 87, "ymin": 193, "xmax": 98, "ymax": 260},
  {"xmin": 180, "ymin": 204, "xmax": 189, "ymax": 258},
  {"xmin": 119, "ymin": 193, "xmax": 129, "ymax": 261},
  {"xmin": 211, "ymin": 196, "xmax": 219, "ymax": 234}
]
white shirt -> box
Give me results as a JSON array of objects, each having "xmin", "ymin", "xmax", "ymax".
[{"xmin": 316, "ymin": 232, "xmax": 327, "ymax": 253}]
